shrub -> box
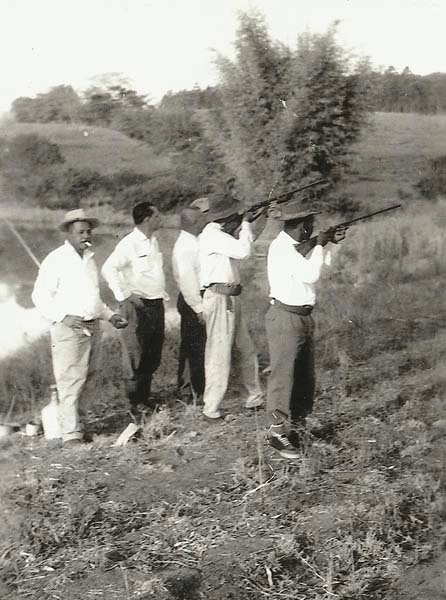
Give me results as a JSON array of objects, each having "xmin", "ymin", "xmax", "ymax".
[
  {"xmin": 3, "ymin": 133, "xmax": 65, "ymax": 169},
  {"xmin": 59, "ymin": 167, "xmax": 106, "ymax": 202},
  {"xmin": 116, "ymin": 177, "xmax": 196, "ymax": 212},
  {"xmin": 416, "ymin": 155, "xmax": 446, "ymax": 199}
]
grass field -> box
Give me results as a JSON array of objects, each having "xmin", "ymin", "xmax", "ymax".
[
  {"xmin": 0, "ymin": 121, "xmax": 171, "ymax": 176},
  {"xmin": 1, "ymin": 112, "xmax": 446, "ymax": 599}
]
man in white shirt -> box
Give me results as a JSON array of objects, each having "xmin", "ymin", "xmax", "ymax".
[
  {"xmin": 32, "ymin": 209, "xmax": 128, "ymax": 446},
  {"xmin": 199, "ymin": 195, "xmax": 264, "ymax": 419},
  {"xmin": 101, "ymin": 202, "xmax": 168, "ymax": 415},
  {"xmin": 265, "ymin": 204, "xmax": 346, "ymax": 459},
  {"xmin": 172, "ymin": 206, "xmax": 207, "ymax": 400}
]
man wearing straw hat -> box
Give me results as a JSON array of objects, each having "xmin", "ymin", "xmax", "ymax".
[
  {"xmin": 265, "ymin": 203, "xmax": 346, "ymax": 459},
  {"xmin": 32, "ymin": 209, "xmax": 128, "ymax": 446},
  {"xmin": 199, "ymin": 194, "xmax": 265, "ymax": 420}
]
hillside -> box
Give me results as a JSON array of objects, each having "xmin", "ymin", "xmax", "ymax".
[
  {"xmin": 346, "ymin": 111, "xmax": 446, "ymax": 205},
  {"xmin": 2, "ymin": 113, "xmax": 446, "ymax": 599},
  {"xmin": 0, "ymin": 121, "xmax": 171, "ymax": 176}
]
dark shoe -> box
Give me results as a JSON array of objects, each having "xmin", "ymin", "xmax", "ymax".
[
  {"xmin": 287, "ymin": 430, "xmax": 303, "ymax": 450},
  {"xmin": 267, "ymin": 429, "xmax": 300, "ymax": 459}
]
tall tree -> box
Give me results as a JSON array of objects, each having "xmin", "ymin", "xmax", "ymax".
[{"xmin": 203, "ymin": 13, "xmax": 372, "ymax": 207}]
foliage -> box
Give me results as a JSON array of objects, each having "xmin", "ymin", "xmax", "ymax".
[
  {"xmin": 203, "ymin": 14, "xmax": 372, "ymax": 208},
  {"xmin": 0, "ymin": 133, "xmax": 65, "ymax": 170},
  {"xmin": 11, "ymin": 85, "xmax": 82, "ymax": 123},
  {"xmin": 415, "ymin": 155, "xmax": 446, "ymax": 199},
  {"xmin": 372, "ymin": 67, "xmax": 446, "ymax": 114}
]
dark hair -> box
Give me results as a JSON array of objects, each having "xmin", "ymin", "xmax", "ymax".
[{"xmin": 133, "ymin": 202, "xmax": 155, "ymax": 225}]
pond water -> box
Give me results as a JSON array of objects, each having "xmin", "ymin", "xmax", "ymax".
[
  {"xmin": 0, "ymin": 282, "xmax": 47, "ymax": 359},
  {"xmin": 0, "ymin": 223, "xmax": 182, "ymax": 360}
]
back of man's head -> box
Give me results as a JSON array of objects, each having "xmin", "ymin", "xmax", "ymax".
[
  {"xmin": 133, "ymin": 202, "xmax": 155, "ymax": 225},
  {"xmin": 180, "ymin": 206, "xmax": 203, "ymax": 235}
]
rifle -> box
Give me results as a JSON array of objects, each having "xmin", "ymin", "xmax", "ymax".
[
  {"xmin": 295, "ymin": 203, "xmax": 402, "ymax": 256},
  {"xmin": 247, "ymin": 179, "xmax": 328, "ymax": 219}
]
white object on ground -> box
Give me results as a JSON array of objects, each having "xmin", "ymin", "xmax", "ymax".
[{"xmin": 114, "ymin": 423, "xmax": 141, "ymax": 447}]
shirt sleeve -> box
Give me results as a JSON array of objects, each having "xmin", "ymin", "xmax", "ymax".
[
  {"xmin": 292, "ymin": 244, "xmax": 325, "ymax": 284},
  {"xmin": 101, "ymin": 241, "xmax": 132, "ymax": 302},
  {"xmin": 173, "ymin": 243, "xmax": 203, "ymax": 314},
  {"xmin": 206, "ymin": 221, "xmax": 254, "ymax": 259},
  {"xmin": 31, "ymin": 255, "xmax": 66, "ymax": 323}
]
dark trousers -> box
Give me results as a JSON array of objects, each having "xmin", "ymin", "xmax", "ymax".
[
  {"xmin": 177, "ymin": 293, "xmax": 206, "ymax": 397},
  {"xmin": 119, "ymin": 297, "xmax": 164, "ymax": 406},
  {"xmin": 265, "ymin": 306, "xmax": 315, "ymax": 425}
]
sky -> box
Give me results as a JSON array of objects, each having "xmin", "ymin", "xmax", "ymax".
[{"xmin": 1, "ymin": 0, "xmax": 445, "ymax": 112}]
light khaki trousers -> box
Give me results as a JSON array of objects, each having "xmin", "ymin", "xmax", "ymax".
[
  {"xmin": 50, "ymin": 320, "xmax": 101, "ymax": 441},
  {"xmin": 202, "ymin": 289, "xmax": 262, "ymax": 417}
]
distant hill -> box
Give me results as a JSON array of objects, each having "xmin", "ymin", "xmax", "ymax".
[
  {"xmin": 0, "ymin": 122, "xmax": 171, "ymax": 176},
  {"xmin": 346, "ymin": 112, "xmax": 446, "ymax": 206}
]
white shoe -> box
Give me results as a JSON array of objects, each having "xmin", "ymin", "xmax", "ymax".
[
  {"xmin": 202, "ymin": 409, "xmax": 222, "ymax": 420},
  {"xmin": 245, "ymin": 395, "xmax": 264, "ymax": 409}
]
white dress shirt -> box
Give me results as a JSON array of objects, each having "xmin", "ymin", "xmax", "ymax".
[
  {"xmin": 199, "ymin": 221, "xmax": 254, "ymax": 288},
  {"xmin": 267, "ymin": 231, "xmax": 331, "ymax": 306},
  {"xmin": 101, "ymin": 227, "xmax": 168, "ymax": 302},
  {"xmin": 32, "ymin": 241, "xmax": 114, "ymax": 323},
  {"xmin": 172, "ymin": 230, "xmax": 203, "ymax": 314}
]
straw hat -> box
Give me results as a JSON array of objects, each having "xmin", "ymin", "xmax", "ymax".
[{"xmin": 59, "ymin": 208, "xmax": 100, "ymax": 231}]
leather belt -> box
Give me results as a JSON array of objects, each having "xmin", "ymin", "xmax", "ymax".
[
  {"xmin": 270, "ymin": 298, "xmax": 314, "ymax": 315},
  {"xmin": 206, "ymin": 283, "xmax": 242, "ymax": 296}
]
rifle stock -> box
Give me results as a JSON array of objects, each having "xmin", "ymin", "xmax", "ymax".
[{"xmin": 295, "ymin": 203, "xmax": 402, "ymax": 256}]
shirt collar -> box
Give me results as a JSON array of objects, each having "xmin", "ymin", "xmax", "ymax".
[
  {"xmin": 203, "ymin": 222, "xmax": 222, "ymax": 232},
  {"xmin": 278, "ymin": 230, "xmax": 300, "ymax": 245},
  {"xmin": 133, "ymin": 226, "xmax": 148, "ymax": 241},
  {"xmin": 133, "ymin": 226, "xmax": 157, "ymax": 244},
  {"xmin": 64, "ymin": 240, "xmax": 94, "ymax": 260}
]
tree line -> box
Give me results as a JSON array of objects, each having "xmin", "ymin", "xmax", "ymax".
[{"xmin": 6, "ymin": 13, "xmax": 443, "ymax": 213}]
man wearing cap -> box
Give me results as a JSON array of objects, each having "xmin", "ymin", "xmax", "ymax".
[
  {"xmin": 101, "ymin": 202, "xmax": 168, "ymax": 416},
  {"xmin": 199, "ymin": 194, "xmax": 264, "ymax": 419},
  {"xmin": 172, "ymin": 204, "xmax": 207, "ymax": 401},
  {"xmin": 265, "ymin": 204, "xmax": 346, "ymax": 459},
  {"xmin": 32, "ymin": 209, "xmax": 128, "ymax": 446}
]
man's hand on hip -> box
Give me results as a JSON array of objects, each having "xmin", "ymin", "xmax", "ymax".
[
  {"xmin": 62, "ymin": 315, "xmax": 85, "ymax": 330},
  {"xmin": 196, "ymin": 312, "xmax": 206, "ymax": 326},
  {"xmin": 110, "ymin": 314, "xmax": 128, "ymax": 329},
  {"xmin": 127, "ymin": 293, "xmax": 144, "ymax": 307}
]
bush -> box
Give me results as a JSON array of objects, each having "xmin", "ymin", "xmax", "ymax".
[
  {"xmin": 59, "ymin": 167, "xmax": 106, "ymax": 202},
  {"xmin": 103, "ymin": 170, "xmax": 150, "ymax": 195},
  {"xmin": 3, "ymin": 133, "xmax": 65, "ymax": 169},
  {"xmin": 416, "ymin": 155, "xmax": 446, "ymax": 199},
  {"xmin": 114, "ymin": 177, "xmax": 196, "ymax": 212}
]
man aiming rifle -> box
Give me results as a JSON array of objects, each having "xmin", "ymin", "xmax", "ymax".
[{"xmin": 264, "ymin": 200, "xmax": 401, "ymax": 459}]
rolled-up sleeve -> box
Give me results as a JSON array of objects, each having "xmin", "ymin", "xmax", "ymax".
[
  {"xmin": 101, "ymin": 243, "xmax": 131, "ymax": 302},
  {"xmin": 205, "ymin": 221, "xmax": 254, "ymax": 259}
]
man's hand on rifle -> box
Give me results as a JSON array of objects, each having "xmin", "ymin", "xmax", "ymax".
[
  {"xmin": 318, "ymin": 226, "xmax": 348, "ymax": 247},
  {"xmin": 244, "ymin": 206, "xmax": 266, "ymax": 223},
  {"xmin": 329, "ymin": 225, "xmax": 349, "ymax": 244}
]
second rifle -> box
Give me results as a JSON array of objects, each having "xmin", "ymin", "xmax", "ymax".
[{"xmin": 295, "ymin": 203, "xmax": 402, "ymax": 256}]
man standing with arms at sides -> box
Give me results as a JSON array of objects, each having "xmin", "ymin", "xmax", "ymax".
[
  {"xmin": 199, "ymin": 195, "xmax": 265, "ymax": 420},
  {"xmin": 265, "ymin": 204, "xmax": 347, "ymax": 459},
  {"xmin": 172, "ymin": 205, "xmax": 207, "ymax": 402},
  {"xmin": 101, "ymin": 202, "xmax": 168, "ymax": 417},
  {"xmin": 32, "ymin": 209, "xmax": 128, "ymax": 446}
]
